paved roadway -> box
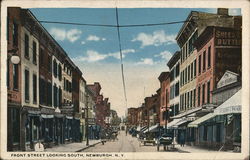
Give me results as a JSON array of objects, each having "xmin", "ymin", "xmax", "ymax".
[{"xmin": 83, "ymin": 131, "xmax": 178, "ymax": 152}]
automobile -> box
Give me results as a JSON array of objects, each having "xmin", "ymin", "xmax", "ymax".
[
  {"xmin": 156, "ymin": 133, "xmax": 173, "ymax": 151},
  {"xmin": 139, "ymin": 132, "xmax": 156, "ymax": 146}
]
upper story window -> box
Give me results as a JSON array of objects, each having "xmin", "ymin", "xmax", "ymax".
[
  {"xmin": 175, "ymin": 63, "xmax": 179, "ymax": 77},
  {"xmin": 58, "ymin": 64, "xmax": 62, "ymax": 81},
  {"xmin": 203, "ymin": 50, "xmax": 206, "ymax": 71},
  {"xmin": 53, "ymin": 59, "xmax": 57, "ymax": 78},
  {"xmin": 208, "ymin": 46, "xmax": 211, "ymax": 68},
  {"xmin": 13, "ymin": 64, "xmax": 19, "ymax": 90},
  {"xmin": 198, "ymin": 55, "xmax": 201, "ymax": 74},
  {"xmin": 13, "ymin": 22, "xmax": 18, "ymax": 46},
  {"xmin": 39, "ymin": 48, "xmax": 44, "ymax": 66},
  {"xmin": 24, "ymin": 34, "xmax": 29, "ymax": 59},
  {"xmin": 32, "ymin": 41, "xmax": 37, "ymax": 64},
  {"xmin": 25, "ymin": 69, "xmax": 30, "ymax": 102},
  {"xmin": 48, "ymin": 55, "xmax": 52, "ymax": 73}
]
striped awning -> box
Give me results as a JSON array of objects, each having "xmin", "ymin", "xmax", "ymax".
[{"xmin": 188, "ymin": 113, "xmax": 215, "ymax": 128}]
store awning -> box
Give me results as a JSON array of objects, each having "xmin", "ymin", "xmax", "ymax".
[
  {"xmin": 188, "ymin": 113, "xmax": 215, "ymax": 128},
  {"xmin": 214, "ymin": 89, "xmax": 241, "ymax": 115},
  {"xmin": 171, "ymin": 107, "xmax": 202, "ymax": 119},
  {"xmin": 41, "ymin": 114, "xmax": 54, "ymax": 119},
  {"xmin": 136, "ymin": 126, "xmax": 141, "ymax": 132},
  {"xmin": 167, "ymin": 119, "xmax": 182, "ymax": 129},
  {"xmin": 143, "ymin": 124, "xmax": 159, "ymax": 133},
  {"xmin": 173, "ymin": 119, "xmax": 188, "ymax": 128}
]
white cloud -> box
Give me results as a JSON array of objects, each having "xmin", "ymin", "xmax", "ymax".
[
  {"xmin": 136, "ymin": 58, "xmax": 154, "ymax": 65},
  {"xmin": 73, "ymin": 49, "xmax": 136, "ymax": 62},
  {"xmin": 132, "ymin": 30, "xmax": 176, "ymax": 48},
  {"xmin": 76, "ymin": 50, "xmax": 108, "ymax": 62},
  {"xmin": 155, "ymin": 50, "xmax": 173, "ymax": 62},
  {"xmin": 66, "ymin": 29, "xmax": 82, "ymax": 43},
  {"xmin": 86, "ymin": 35, "xmax": 106, "ymax": 41},
  {"xmin": 50, "ymin": 28, "xmax": 66, "ymax": 41},
  {"xmin": 81, "ymin": 41, "xmax": 86, "ymax": 45},
  {"xmin": 50, "ymin": 27, "xmax": 82, "ymax": 43}
]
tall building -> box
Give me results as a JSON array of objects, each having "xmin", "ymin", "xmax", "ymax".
[
  {"xmin": 167, "ymin": 51, "xmax": 180, "ymax": 118},
  {"xmin": 176, "ymin": 8, "xmax": 242, "ymax": 119}
]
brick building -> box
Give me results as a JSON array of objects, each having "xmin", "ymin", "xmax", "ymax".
[{"xmin": 158, "ymin": 72, "xmax": 170, "ymax": 127}]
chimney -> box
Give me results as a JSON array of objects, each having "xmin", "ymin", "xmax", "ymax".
[{"xmin": 217, "ymin": 8, "xmax": 229, "ymax": 15}]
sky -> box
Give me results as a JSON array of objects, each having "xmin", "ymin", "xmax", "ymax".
[{"xmin": 29, "ymin": 8, "xmax": 241, "ymax": 117}]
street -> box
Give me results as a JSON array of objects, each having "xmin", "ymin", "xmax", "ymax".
[{"xmin": 83, "ymin": 131, "xmax": 180, "ymax": 152}]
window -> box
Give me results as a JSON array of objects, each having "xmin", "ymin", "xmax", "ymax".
[
  {"xmin": 25, "ymin": 69, "xmax": 29, "ymax": 102},
  {"xmin": 186, "ymin": 43, "xmax": 188, "ymax": 58},
  {"xmin": 202, "ymin": 84, "xmax": 205, "ymax": 105},
  {"xmin": 170, "ymin": 69, "xmax": 174, "ymax": 82},
  {"xmin": 187, "ymin": 92, "xmax": 190, "ymax": 108},
  {"xmin": 175, "ymin": 82, "xmax": 179, "ymax": 96},
  {"xmin": 198, "ymin": 86, "xmax": 200, "ymax": 106},
  {"xmin": 207, "ymin": 81, "xmax": 210, "ymax": 103},
  {"xmin": 13, "ymin": 64, "xmax": 19, "ymax": 90},
  {"xmin": 208, "ymin": 46, "xmax": 211, "ymax": 68},
  {"xmin": 194, "ymin": 60, "xmax": 197, "ymax": 77},
  {"xmin": 7, "ymin": 60, "xmax": 10, "ymax": 87},
  {"xmin": 48, "ymin": 55, "xmax": 52, "ymax": 72},
  {"xmin": 64, "ymin": 78, "xmax": 66, "ymax": 90},
  {"xmin": 175, "ymin": 63, "xmax": 179, "ymax": 77},
  {"xmin": 190, "ymin": 90, "xmax": 193, "ymax": 108},
  {"xmin": 24, "ymin": 34, "xmax": 29, "ymax": 58},
  {"xmin": 191, "ymin": 63, "xmax": 193, "ymax": 80},
  {"xmin": 184, "ymin": 93, "xmax": 187, "ymax": 110},
  {"xmin": 203, "ymin": 51, "xmax": 206, "ymax": 71},
  {"xmin": 188, "ymin": 65, "xmax": 190, "ymax": 82},
  {"xmin": 185, "ymin": 67, "xmax": 187, "ymax": 84},
  {"xmin": 193, "ymin": 89, "xmax": 196, "ymax": 108},
  {"xmin": 58, "ymin": 64, "xmax": 62, "ymax": 81},
  {"xmin": 9, "ymin": 108, "xmax": 20, "ymax": 143},
  {"xmin": 47, "ymin": 82, "xmax": 52, "ymax": 106},
  {"xmin": 59, "ymin": 87, "xmax": 62, "ymax": 107},
  {"xmin": 39, "ymin": 48, "xmax": 44, "ymax": 66},
  {"xmin": 53, "ymin": 84, "xmax": 58, "ymax": 107},
  {"xmin": 53, "ymin": 60, "xmax": 57, "ymax": 78},
  {"xmin": 165, "ymin": 89, "xmax": 169, "ymax": 106},
  {"xmin": 32, "ymin": 41, "xmax": 37, "ymax": 64},
  {"xmin": 198, "ymin": 55, "xmax": 201, "ymax": 74},
  {"xmin": 7, "ymin": 15, "xmax": 10, "ymax": 41},
  {"xmin": 33, "ymin": 74, "xmax": 37, "ymax": 104},
  {"xmin": 13, "ymin": 22, "xmax": 18, "ymax": 46}
]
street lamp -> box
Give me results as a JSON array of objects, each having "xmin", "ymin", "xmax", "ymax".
[
  {"xmin": 164, "ymin": 108, "xmax": 172, "ymax": 134},
  {"xmin": 8, "ymin": 49, "xmax": 20, "ymax": 64},
  {"xmin": 85, "ymin": 94, "xmax": 89, "ymax": 146}
]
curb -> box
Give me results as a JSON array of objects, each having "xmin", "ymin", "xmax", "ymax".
[{"xmin": 76, "ymin": 141, "xmax": 102, "ymax": 152}]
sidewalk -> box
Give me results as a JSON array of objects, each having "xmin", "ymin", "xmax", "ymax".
[
  {"xmin": 174, "ymin": 144, "xmax": 229, "ymax": 153},
  {"xmin": 44, "ymin": 140, "xmax": 101, "ymax": 152}
]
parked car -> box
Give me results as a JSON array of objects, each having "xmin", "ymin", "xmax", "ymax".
[
  {"xmin": 139, "ymin": 132, "xmax": 156, "ymax": 146},
  {"xmin": 156, "ymin": 133, "xmax": 173, "ymax": 151}
]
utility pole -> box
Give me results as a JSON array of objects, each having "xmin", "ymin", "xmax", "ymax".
[{"xmin": 85, "ymin": 94, "xmax": 89, "ymax": 146}]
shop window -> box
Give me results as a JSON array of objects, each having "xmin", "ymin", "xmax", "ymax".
[
  {"xmin": 11, "ymin": 108, "xmax": 20, "ymax": 143},
  {"xmin": 33, "ymin": 74, "xmax": 37, "ymax": 104},
  {"xmin": 203, "ymin": 125, "xmax": 207, "ymax": 141},
  {"xmin": 32, "ymin": 41, "xmax": 37, "ymax": 64},
  {"xmin": 13, "ymin": 22, "xmax": 18, "ymax": 46},
  {"xmin": 24, "ymin": 34, "xmax": 29, "ymax": 59},
  {"xmin": 13, "ymin": 64, "xmax": 18, "ymax": 90},
  {"xmin": 25, "ymin": 69, "xmax": 29, "ymax": 102}
]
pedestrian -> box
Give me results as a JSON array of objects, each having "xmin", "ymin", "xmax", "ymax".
[
  {"xmin": 180, "ymin": 132, "xmax": 185, "ymax": 147},
  {"xmin": 126, "ymin": 129, "xmax": 128, "ymax": 136}
]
